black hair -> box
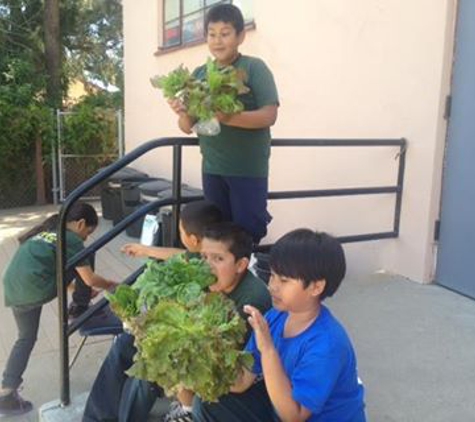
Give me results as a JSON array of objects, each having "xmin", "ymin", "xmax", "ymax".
[
  {"xmin": 180, "ymin": 200, "xmax": 223, "ymax": 238},
  {"xmin": 269, "ymin": 229, "xmax": 346, "ymax": 300},
  {"xmin": 205, "ymin": 3, "xmax": 244, "ymax": 34},
  {"xmin": 18, "ymin": 202, "xmax": 98, "ymax": 244},
  {"xmin": 203, "ymin": 221, "xmax": 253, "ymax": 260}
]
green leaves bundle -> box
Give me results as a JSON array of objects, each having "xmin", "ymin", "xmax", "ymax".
[
  {"xmin": 128, "ymin": 293, "xmax": 252, "ymax": 402},
  {"xmin": 150, "ymin": 58, "xmax": 250, "ymax": 123},
  {"xmin": 107, "ymin": 254, "xmax": 216, "ymax": 322},
  {"xmin": 106, "ymin": 253, "xmax": 253, "ymax": 402}
]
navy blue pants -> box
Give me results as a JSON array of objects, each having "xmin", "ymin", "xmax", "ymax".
[
  {"xmin": 82, "ymin": 332, "xmax": 162, "ymax": 422},
  {"xmin": 202, "ymin": 173, "xmax": 271, "ymax": 244}
]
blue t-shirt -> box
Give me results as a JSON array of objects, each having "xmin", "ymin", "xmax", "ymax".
[{"xmin": 245, "ymin": 306, "xmax": 366, "ymax": 422}]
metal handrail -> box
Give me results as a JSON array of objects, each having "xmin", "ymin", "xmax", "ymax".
[{"xmin": 56, "ymin": 136, "xmax": 406, "ymax": 405}]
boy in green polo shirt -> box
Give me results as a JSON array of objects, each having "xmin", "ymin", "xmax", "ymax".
[
  {"xmin": 168, "ymin": 3, "xmax": 279, "ymax": 244},
  {"xmin": 0, "ymin": 203, "xmax": 116, "ymax": 417}
]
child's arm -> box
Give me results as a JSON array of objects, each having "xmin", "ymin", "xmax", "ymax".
[
  {"xmin": 244, "ymin": 305, "xmax": 312, "ymax": 422},
  {"xmin": 121, "ymin": 243, "xmax": 185, "ymax": 260},
  {"xmin": 229, "ymin": 367, "xmax": 256, "ymax": 393},
  {"xmin": 75, "ymin": 265, "xmax": 117, "ymax": 291},
  {"xmin": 216, "ymin": 104, "xmax": 278, "ymax": 129},
  {"xmin": 168, "ymin": 98, "xmax": 196, "ymax": 134}
]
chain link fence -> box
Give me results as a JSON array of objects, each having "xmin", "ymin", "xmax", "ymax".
[
  {"xmin": 60, "ymin": 154, "xmax": 118, "ymax": 199},
  {"xmin": 0, "ymin": 109, "xmax": 122, "ymax": 210},
  {"xmin": 55, "ymin": 109, "xmax": 123, "ymax": 203}
]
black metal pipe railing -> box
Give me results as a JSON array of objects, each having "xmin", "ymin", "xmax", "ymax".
[{"xmin": 57, "ymin": 136, "xmax": 406, "ymax": 405}]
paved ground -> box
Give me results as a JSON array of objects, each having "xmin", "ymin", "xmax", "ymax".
[{"xmin": 1, "ymin": 204, "xmax": 474, "ymax": 421}]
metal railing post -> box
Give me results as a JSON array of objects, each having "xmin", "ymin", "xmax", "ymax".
[
  {"xmin": 393, "ymin": 139, "xmax": 407, "ymax": 235},
  {"xmin": 172, "ymin": 144, "xmax": 183, "ymax": 247},
  {"xmin": 57, "ymin": 203, "xmax": 71, "ymax": 406}
]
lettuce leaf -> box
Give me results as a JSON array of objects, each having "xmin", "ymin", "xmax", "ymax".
[
  {"xmin": 107, "ymin": 254, "xmax": 216, "ymax": 322},
  {"xmin": 128, "ymin": 293, "xmax": 253, "ymax": 402},
  {"xmin": 150, "ymin": 58, "xmax": 250, "ymax": 123},
  {"xmin": 107, "ymin": 254, "xmax": 251, "ymax": 402}
]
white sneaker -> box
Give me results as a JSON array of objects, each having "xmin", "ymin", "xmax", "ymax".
[{"xmin": 162, "ymin": 401, "xmax": 193, "ymax": 422}]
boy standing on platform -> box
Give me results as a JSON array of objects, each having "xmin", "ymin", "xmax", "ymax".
[{"xmin": 169, "ymin": 3, "xmax": 279, "ymax": 244}]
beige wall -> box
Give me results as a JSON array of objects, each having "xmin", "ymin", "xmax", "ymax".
[{"xmin": 123, "ymin": 0, "xmax": 456, "ymax": 282}]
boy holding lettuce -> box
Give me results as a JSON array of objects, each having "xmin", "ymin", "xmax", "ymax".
[
  {"xmin": 83, "ymin": 206, "xmax": 271, "ymax": 422},
  {"xmin": 168, "ymin": 3, "xmax": 279, "ymax": 244}
]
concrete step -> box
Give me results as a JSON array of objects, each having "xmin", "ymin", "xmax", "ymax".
[{"xmin": 39, "ymin": 392, "xmax": 171, "ymax": 421}]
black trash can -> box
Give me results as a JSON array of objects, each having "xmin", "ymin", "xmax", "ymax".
[{"xmin": 100, "ymin": 167, "xmax": 149, "ymax": 221}]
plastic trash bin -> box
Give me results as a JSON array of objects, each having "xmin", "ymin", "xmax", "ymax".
[{"xmin": 100, "ymin": 167, "xmax": 149, "ymax": 221}]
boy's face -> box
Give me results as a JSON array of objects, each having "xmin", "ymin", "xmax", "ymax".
[
  {"xmin": 73, "ymin": 219, "xmax": 96, "ymax": 241},
  {"xmin": 201, "ymin": 238, "xmax": 248, "ymax": 294},
  {"xmin": 267, "ymin": 271, "xmax": 325, "ymax": 313},
  {"xmin": 206, "ymin": 21, "xmax": 244, "ymax": 66},
  {"xmin": 179, "ymin": 221, "xmax": 201, "ymax": 253}
]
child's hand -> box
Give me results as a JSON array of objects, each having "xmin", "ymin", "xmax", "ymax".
[
  {"xmin": 121, "ymin": 243, "xmax": 147, "ymax": 258},
  {"xmin": 167, "ymin": 98, "xmax": 187, "ymax": 115},
  {"xmin": 215, "ymin": 111, "xmax": 233, "ymax": 124},
  {"xmin": 105, "ymin": 280, "xmax": 118, "ymax": 292},
  {"xmin": 244, "ymin": 305, "xmax": 274, "ymax": 354}
]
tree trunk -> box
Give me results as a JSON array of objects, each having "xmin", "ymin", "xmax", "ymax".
[
  {"xmin": 35, "ymin": 136, "xmax": 46, "ymax": 205},
  {"xmin": 42, "ymin": 0, "xmax": 61, "ymax": 204},
  {"xmin": 44, "ymin": 0, "xmax": 62, "ymax": 108}
]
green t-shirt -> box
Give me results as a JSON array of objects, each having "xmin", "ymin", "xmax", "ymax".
[
  {"xmin": 193, "ymin": 55, "xmax": 279, "ymax": 177},
  {"xmin": 3, "ymin": 230, "xmax": 87, "ymax": 307},
  {"xmin": 228, "ymin": 269, "xmax": 272, "ymax": 342}
]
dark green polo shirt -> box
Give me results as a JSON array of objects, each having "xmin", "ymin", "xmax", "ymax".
[
  {"xmin": 3, "ymin": 230, "xmax": 87, "ymax": 307},
  {"xmin": 228, "ymin": 269, "xmax": 272, "ymax": 342},
  {"xmin": 193, "ymin": 55, "xmax": 279, "ymax": 177}
]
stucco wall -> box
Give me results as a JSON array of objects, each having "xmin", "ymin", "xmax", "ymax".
[{"xmin": 123, "ymin": 0, "xmax": 456, "ymax": 282}]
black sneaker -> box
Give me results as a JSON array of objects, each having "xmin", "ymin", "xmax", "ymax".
[
  {"xmin": 68, "ymin": 302, "xmax": 89, "ymax": 320},
  {"xmin": 0, "ymin": 391, "xmax": 33, "ymax": 417},
  {"xmin": 162, "ymin": 401, "xmax": 193, "ymax": 422}
]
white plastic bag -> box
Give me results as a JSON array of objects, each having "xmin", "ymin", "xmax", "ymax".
[{"xmin": 192, "ymin": 117, "xmax": 221, "ymax": 136}]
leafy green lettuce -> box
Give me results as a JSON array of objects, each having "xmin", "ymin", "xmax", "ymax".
[
  {"xmin": 150, "ymin": 58, "xmax": 250, "ymax": 122},
  {"xmin": 106, "ymin": 254, "xmax": 216, "ymax": 321},
  {"xmin": 128, "ymin": 293, "xmax": 253, "ymax": 402},
  {"xmin": 106, "ymin": 254, "xmax": 253, "ymax": 401}
]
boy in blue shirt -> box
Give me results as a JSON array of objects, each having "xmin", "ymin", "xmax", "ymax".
[
  {"xmin": 169, "ymin": 3, "xmax": 279, "ymax": 244},
  {"xmin": 193, "ymin": 229, "xmax": 366, "ymax": 422}
]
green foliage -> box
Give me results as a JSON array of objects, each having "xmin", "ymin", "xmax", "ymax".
[
  {"xmin": 128, "ymin": 293, "xmax": 252, "ymax": 402},
  {"xmin": 61, "ymin": 92, "xmax": 119, "ymax": 155},
  {"xmin": 62, "ymin": 0, "xmax": 124, "ymax": 92},
  {"xmin": 150, "ymin": 58, "xmax": 250, "ymax": 122},
  {"xmin": 107, "ymin": 254, "xmax": 217, "ymax": 321},
  {"xmin": 0, "ymin": 53, "xmax": 54, "ymax": 206},
  {"xmin": 106, "ymin": 284, "xmax": 139, "ymax": 321},
  {"xmin": 0, "ymin": 0, "xmax": 123, "ymax": 208},
  {"xmin": 107, "ymin": 254, "xmax": 252, "ymax": 402},
  {"xmin": 150, "ymin": 65, "xmax": 192, "ymax": 99}
]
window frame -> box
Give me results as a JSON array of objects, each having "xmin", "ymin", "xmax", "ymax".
[{"xmin": 157, "ymin": 0, "xmax": 255, "ymax": 55}]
